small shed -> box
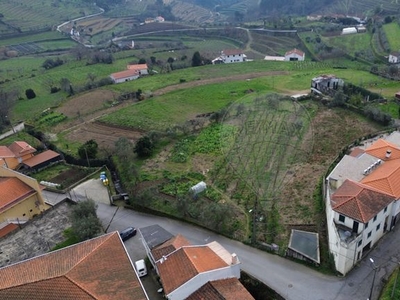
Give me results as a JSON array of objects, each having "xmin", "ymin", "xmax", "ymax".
[
  {"xmin": 287, "ymin": 229, "xmax": 320, "ymax": 265},
  {"xmin": 190, "ymin": 181, "xmax": 206, "ymax": 195},
  {"xmin": 342, "ymin": 27, "xmax": 357, "ymax": 35},
  {"xmin": 395, "ymin": 92, "xmax": 400, "ymax": 100},
  {"xmin": 20, "ymin": 150, "xmax": 62, "ymax": 172}
]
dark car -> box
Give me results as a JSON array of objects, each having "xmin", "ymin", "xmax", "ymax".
[{"xmin": 119, "ymin": 227, "xmax": 137, "ymax": 241}]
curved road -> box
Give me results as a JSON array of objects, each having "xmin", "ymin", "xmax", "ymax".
[
  {"xmin": 43, "ymin": 181, "xmax": 400, "ymax": 300},
  {"xmin": 95, "ymin": 201, "xmax": 400, "ymax": 300}
]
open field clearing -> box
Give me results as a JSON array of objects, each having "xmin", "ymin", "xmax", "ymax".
[
  {"xmin": 383, "ymin": 22, "xmax": 400, "ymax": 53},
  {"xmin": 323, "ymin": 32, "xmax": 372, "ymax": 56}
]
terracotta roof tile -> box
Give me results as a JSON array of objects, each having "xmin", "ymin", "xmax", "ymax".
[
  {"xmin": 127, "ymin": 64, "xmax": 148, "ymax": 70},
  {"xmin": 187, "ymin": 278, "xmax": 254, "ymax": 300},
  {"xmin": 0, "ymin": 146, "xmax": 15, "ymax": 158},
  {"xmin": 151, "ymin": 234, "xmax": 191, "ymax": 261},
  {"xmin": 365, "ymin": 139, "xmax": 400, "ymax": 160},
  {"xmin": 285, "ymin": 48, "xmax": 305, "ymax": 57},
  {"xmin": 331, "ymin": 179, "xmax": 395, "ymax": 222},
  {"xmin": 8, "ymin": 141, "xmax": 36, "ymax": 156},
  {"xmin": 157, "ymin": 246, "xmax": 228, "ymax": 294},
  {"xmin": 0, "ymin": 177, "xmax": 35, "ymax": 212},
  {"xmin": 23, "ymin": 150, "xmax": 61, "ymax": 168},
  {"xmin": 349, "ymin": 147, "xmax": 365, "ymax": 157},
  {"xmin": 361, "ymin": 159, "xmax": 400, "ymax": 197},
  {"xmin": 0, "ymin": 232, "xmax": 148, "ymax": 300},
  {"xmin": 222, "ymin": 49, "xmax": 244, "ymax": 56},
  {"xmin": 110, "ymin": 69, "xmax": 139, "ymax": 80},
  {"xmin": 0, "ymin": 223, "xmax": 18, "ymax": 238}
]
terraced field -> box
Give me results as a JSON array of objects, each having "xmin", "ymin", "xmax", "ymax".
[{"xmin": 0, "ymin": 0, "xmax": 100, "ymax": 33}]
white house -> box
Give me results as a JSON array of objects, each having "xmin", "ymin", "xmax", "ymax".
[
  {"xmin": 110, "ymin": 69, "xmax": 140, "ymax": 83},
  {"xmin": 325, "ymin": 133, "xmax": 400, "ymax": 275},
  {"xmin": 389, "ymin": 52, "xmax": 400, "ymax": 64},
  {"xmin": 284, "ymin": 48, "xmax": 305, "ymax": 61},
  {"xmin": 127, "ymin": 63, "xmax": 149, "ymax": 75},
  {"xmin": 213, "ymin": 49, "xmax": 246, "ymax": 64}
]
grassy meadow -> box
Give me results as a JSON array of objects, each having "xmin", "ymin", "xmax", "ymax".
[
  {"xmin": 383, "ymin": 22, "xmax": 400, "ymax": 53},
  {"xmin": 323, "ymin": 32, "xmax": 371, "ymax": 56}
]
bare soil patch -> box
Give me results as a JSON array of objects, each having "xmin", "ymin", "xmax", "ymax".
[
  {"xmin": 63, "ymin": 121, "xmax": 143, "ymax": 153},
  {"xmin": 56, "ymin": 89, "xmax": 119, "ymax": 118}
]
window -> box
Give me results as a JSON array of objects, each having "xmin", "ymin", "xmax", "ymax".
[
  {"xmin": 339, "ymin": 214, "xmax": 345, "ymax": 223},
  {"xmin": 368, "ymin": 231, "xmax": 372, "ymax": 238},
  {"xmin": 23, "ymin": 213, "xmax": 26, "ymax": 217},
  {"xmin": 373, "ymin": 215, "xmax": 377, "ymax": 222},
  {"xmin": 365, "ymin": 221, "xmax": 369, "ymax": 229},
  {"xmin": 358, "ymin": 240, "xmax": 362, "ymax": 247},
  {"xmin": 30, "ymin": 209, "xmax": 33, "ymax": 212},
  {"xmin": 377, "ymin": 224, "xmax": 381, "ymax": 231},
  {"xmin": 384, "ymin": 207, "xmax": 388, "ymax": 213}
]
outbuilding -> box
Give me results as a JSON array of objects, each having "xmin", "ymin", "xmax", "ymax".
[{"xmin": 342, "ymin": 27, "xmax": 357, "ymax": 35}]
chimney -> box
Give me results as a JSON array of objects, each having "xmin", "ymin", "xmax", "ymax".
[
  {"xmin": 231, "ymin": 253, "xmax": 238, "ymax": 265},
  {"xmin": 386, "ymin": 149, "xmax": 392, "ymax": 159}
]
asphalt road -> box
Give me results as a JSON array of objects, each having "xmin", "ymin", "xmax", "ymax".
[{"xmin": 55, "ymin": 179, "xmax": 400, "ymax": 300}]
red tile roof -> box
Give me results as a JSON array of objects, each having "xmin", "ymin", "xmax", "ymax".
[
  {"xmin": 110, "ymin": 69, "xmax": 139, "ymax": 80},
  {"xmin": 361, "ymin": 159, "xmax": 400, "ymax": 198},
  {"xmin": 151, "ymin": 234, "xmax": 191, "ymax": 261},
  {"xmin": 0, "ymin": 146, "xmax": 15, "ymax": 158},
  {"xmin": 127, "ymin": 64, "xmax": 148, "ymax": 71},
  {"xmin": 0, "ymin": 223, "xmax": 18, "ymax": 238},
  {"xmin": 365, "ymin": 139, "xmax": 400, "ymax": 160},
  {"xmin": 285, "ymin": 48, "xmax": 305, "ymax": 57},
  {"xmin": 157, "ymin": 246, "xmax": 228, "ymax": 294},
  {"xmin": 187, "ymin": 278, "xmax": 254, "ymax": 300},
  {"xmin": 0, "ymin": 177, "xmax": 35, "ymax": 213},
  {"xmin": 222, "ymin": 49, "xmax": 244, "ymax": 56},
  {"xmin": 23, "ymin": 150, "xmax": 61, "ymax": 168},
  {"xmin": 8, "ymin": 141, "xmax": 36, "ymax": 156},
  {"xmin": 349, "ymin": 147, "xmax": 365, "ymax": 158},
  {"xmin": 0, "ymin": 232, "xmax": 149, "ymax": 300},
  {"xmin": 331, "ymin": 179, "xmax": 395, "ymax": 222}
]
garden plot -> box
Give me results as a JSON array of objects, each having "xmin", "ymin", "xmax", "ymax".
[{"xmin": 220, "ymin": 94, "xmax": 314, "ymax": 240}]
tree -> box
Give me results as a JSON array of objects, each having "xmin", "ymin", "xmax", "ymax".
[
  {"xmin": 191, "ymin": 51, "xmax": 202, "ymax": 67},
  {"xmin": 70, "ymin": 199, "xmax": 102, "ymax": 241},
  {"xmin": 25, "ymin": 88, "xmax": 36, "ymax": 99},
  {"xmin": 134, "ymin": 136, "xmax": 155, "ymax": 158},
  {"xmin": 138, "ymin": 58, "xmax": 146, "ymax": 64},
  {"xmin": 78, "ymin": 139, "xmax": 98, "ymax": 160},
  {"xmin": 0, "ymin": 88, "xmax": 17, "ymax": 132}
]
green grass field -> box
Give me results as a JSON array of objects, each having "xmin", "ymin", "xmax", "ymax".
[
  {"xmin": 383, "ymin": 22, "xmax": 400, "ymax": 53},
  {"xmin": 0, "ymin": 0, "xmax": 100, "ymax": 33},
  {"xmin": 324, "ymin": 32, "xmax": 372, "ymax": 56}
]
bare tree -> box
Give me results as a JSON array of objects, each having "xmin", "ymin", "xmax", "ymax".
[{"xmin": 0, "ymin": 88, "xmax": 17, "ymax": 131}]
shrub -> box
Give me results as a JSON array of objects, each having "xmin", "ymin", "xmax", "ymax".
[{"xmin": 25, "ymin": 88, "xmax": 36, "ymax": 99}]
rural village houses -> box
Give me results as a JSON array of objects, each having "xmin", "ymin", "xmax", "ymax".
[
  {"xmin": 212, "ymin": 49, "xmax": 247, "ymax": 64},
  {"xmin": 0, "ymin": 232, "xmax": 149, "ymax": 299},
  {"xmin": 284, "ymin": 48, "xmax": 305, "ymax": 61},
  {"xmin": 0, "ymin": 166, "xmax": 49, "ymax": 234},
  {"xmin": 326, "ymin": 131, "xmax": 400, "ymax": 275},
  {"xmin": 139, "ymin": 224, "xmax": 254, "ymax": 300},
  {"xmin": 110, "ymin": 63, "xmax": 148, "ymax": 84},
  {"xmin": 388, "ymin": 52, "xmax": 400, "ymax": 64}
]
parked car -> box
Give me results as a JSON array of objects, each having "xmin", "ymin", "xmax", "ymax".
[
  {"xmin": 134, "ymin": 259, "xmax": 147, "ymax": 277},
  {"xmin": 119, "ymin": 227, "xmax": 137, "ymax": 241}
]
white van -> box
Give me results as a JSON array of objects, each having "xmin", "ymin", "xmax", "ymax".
[{"xmin": 135, "ymin": 259, "xmax": 147, "ymax": 277}]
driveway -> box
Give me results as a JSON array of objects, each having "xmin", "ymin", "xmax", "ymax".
[{"xmin": 72, "ymin": 180, "xmax": 400, "ymax": 300}]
